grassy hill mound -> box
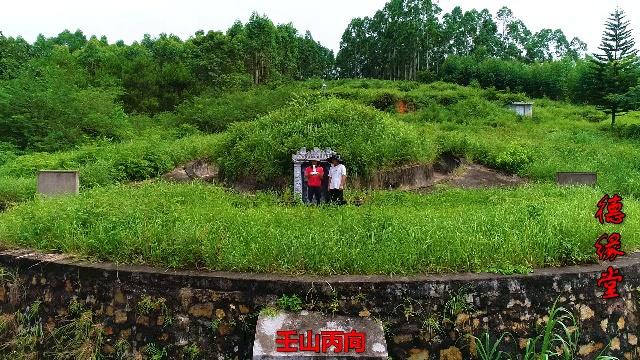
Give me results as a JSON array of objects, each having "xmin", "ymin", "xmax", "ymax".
[
  {"xmin": 217, "ymin": 96, "xmax": 434, "ymax": 185},
  {"xmin": 1, "ymin": 79, "xmax": 640, "ymax": 275}
]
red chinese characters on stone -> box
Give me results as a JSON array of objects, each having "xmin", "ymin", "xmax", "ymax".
[
  {"xmin": 298, "ymin": 330, "xmax": 320, "ymax": 352},
  {"xmin": 595, "ymin": 194, "xmax": 626, "ymax": 224},
  {"xmin": 596, "ymin": 266, "xmax": 624, "ymax": 299},
  {"xmin": 594, "ymin": 233, "xmax": 625, "ymax": 261},
  {"xmin": 275, "ymin": 329, "xmax": 366, "ymax": 353},
  {"xmin": 275, "ymin": 330, "xmax": 298, "ymax": 352},
  {"xmin": 345, "ymin": 330, "xmax": 366, "ymax": 351}
]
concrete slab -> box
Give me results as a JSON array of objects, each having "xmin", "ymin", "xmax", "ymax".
[
  {"xmin": 253, "ymin": 310, "xmax": 387, "ymax": 359},
  {"xmin": 556, "ymin": 172, "xmax": 597, "ymax": 186},
  {"xmin": 37, "ymin": 170, "xmax": 79, "ymax": 196}
]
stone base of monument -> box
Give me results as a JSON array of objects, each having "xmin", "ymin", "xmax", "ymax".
[{"xmin": 253, "ymin": 310, "xmax": 388, "ymax": 359}]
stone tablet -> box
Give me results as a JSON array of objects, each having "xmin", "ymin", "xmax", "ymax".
[
  {"xmin": 37, "ymin": 170, "xmax": 79, "ymax": 196},
  {"xmin": 292, "ymin": 148, "xmax": 337, "ymax": 203},
  {"xmin": 556, "ymin": 172, "xmax": 597, "ymax": 186},
  {"xmin": 253, "ymin": 310, "xmax": 388, "ymax": 359}
]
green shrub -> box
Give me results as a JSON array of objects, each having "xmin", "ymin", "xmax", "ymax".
[
  {"xmin": 485, "ymin": 90, "xmax": 529, "ymax": 105},
  {"xmin": 277, "ymin": 294, "xmax": 303, "ymax": 312},
  {"xmin": 0, "ymin": 49, "xmax": 131, "ymax": 151},
  {"xmin": 493, "ymin": 144, "xmax": 535, "ymax": 173},
  {"xmin": 613, "ymin": 123, "xmax": 640, "ymax": 138},
  {"xmin": 448, "ymin": 97, "xmax": 514, "ymax": 124},
  {"xmin": 176, "ymin": 87, "xmax": 298, "ymax": 132},
  {"xmin": 0, "ymin": 142, "xmax": 19, "ymax": 167},
  {"xmin": 371, "ymin": 91, "xmax": 399, "ymax": 111},
  {"xmin": 327, "ymin": 87, "xmax": 406, "ymax": 111},
  {"xmin": 407, "ymin": 81, "xmax": 479, "ymax": 106},
  {"xmin": 217, "ymin": 97, "xmax": 429, "ymax": 184},
  {"xmin": 0, "ymin": 177, "xmax": 35, "ymax": 206},
  {"xmin": 0, "ymin": 133, "xmax": 225, "ymax": 191},
  {"xmin": 415, "ymin": 102, "xmax": 449, "ymax": 123}
]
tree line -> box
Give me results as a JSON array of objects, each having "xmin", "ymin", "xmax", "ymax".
[
  {"xmin": 0, "ymin": 13, "xmax": 334, "ymax": 114},
  {"xmin": 336, "ymin": 1, "xmax": 639, "ymax": 125},
  {"xmin": 0, "ymin": 1, "xmax": 638, "ymax": 137},
  {"xmin": 336, "ymin": 0, "xmax": 587, "ymax": 81}
]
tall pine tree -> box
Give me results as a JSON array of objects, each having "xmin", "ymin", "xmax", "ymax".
[{"xmin": 589, "ymin": 8, "xmax": 639, "ymax": 127}]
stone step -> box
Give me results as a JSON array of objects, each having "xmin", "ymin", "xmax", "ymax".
[{"xmin": 253, "ymin": 310, "xmax": 388, "ymax": 359}]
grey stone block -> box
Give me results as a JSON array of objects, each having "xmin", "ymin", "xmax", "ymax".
[
  {"xmin": 37, "ymin": 170, "xmax": 79, "ymax": 196},
  {"xmin": 556, "ymin": 172, "xmax": 597, "ymax": 186},
  {"xmin": 253, "ymin": 310, "xmax": 387, "ymax": 359}
]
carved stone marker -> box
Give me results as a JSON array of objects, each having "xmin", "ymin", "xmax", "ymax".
[
  {"xmin": 37, "ymin": 170, "xmax": 79, "ymax": 196},
  {"xmin": 253, "ymin": 310, "xmax": 388, "ymax": 359},
  {"xmin": 292, "ymin": 147, "xmax": 337, "ymax": 203},
  {"xmin": 556, "ymin": 172, "xmax": 597, "ymax": 186}
]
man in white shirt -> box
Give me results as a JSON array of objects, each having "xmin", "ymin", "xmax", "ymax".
[{"xmin": 328, "ymin": 156, "xmax": 347, "ymax": 205}]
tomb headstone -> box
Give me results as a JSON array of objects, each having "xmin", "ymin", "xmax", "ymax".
[
  {"xmin": 556, "ymin": 172, "xmax": 597, "ymax": 186},
  {"xmin": 292, "ymin": 148, "xmax": 337, "ymax": 203},
  {"xmin": 37, "ymin": 170, "xmax": 79, "ymax": 196},
  {"xmin": 253, "ymin": 310, "xmax": 388, "ymax": 359}
]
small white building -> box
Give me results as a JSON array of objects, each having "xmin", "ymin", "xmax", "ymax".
[{"xmin": 508, "ymin": 102, "xmax": 533, "ymax": 117}]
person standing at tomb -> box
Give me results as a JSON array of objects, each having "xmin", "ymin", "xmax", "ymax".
[
  {"xmin": 328, "ymin": 156, "xmax": 347, "ymax": 205},
  {"xmin": 304, "ymin": 159, "xmax": 324, "ymax": 204}
]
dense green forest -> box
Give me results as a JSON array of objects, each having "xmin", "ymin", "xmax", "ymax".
[
  {"xmin": 336, "ymin": 2, "xmax": 586, "ymax": 78},
  {"xmin": 0, "ymin": 14, "xmax": 335, "ymax": 116},
  {"xmin": 335, "ymin": 1, "xmax": 640, "ymax": 107},
  {"xmin": 1, "ymin": 2, "xmax": 639, "ymax": 156}
]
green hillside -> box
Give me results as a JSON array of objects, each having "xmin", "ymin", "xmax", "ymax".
[{"xmin": 0, "ymin": 80, "xmax": 638, "ymax": 274}]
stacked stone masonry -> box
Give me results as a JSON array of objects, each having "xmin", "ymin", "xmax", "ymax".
[{"xmin": 0, "ymin": 250, "xmax": 638, "ymax": 359}]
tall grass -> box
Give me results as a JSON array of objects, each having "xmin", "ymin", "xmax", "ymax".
[
  {"xmin": 0, "ymin": 132, "xmax": 225, "ymax": 204},
  {"xmin": 176, "ymin": 86, "xmax": 299, "ymax": 132},
  {"xmin": 0, "ymin": 182, "xmax": 634, "ymax": 274},
  {"xmin": 0, "ymin": 177, "xmax": 35, "ymax": 207},
  {"xmin": 425, "ymin": 99, "xmax": 640, "ymax": 196}
]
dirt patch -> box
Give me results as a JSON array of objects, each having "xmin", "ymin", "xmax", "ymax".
[
  {"xmin": 355, "ymin": 163, "xmax": 434, "ymax": 190},
  {"xmin": 161, "ymin": 155, "xmax": 523, "ymax": 192},
  {"xmin": 428, "ymin": 163, "xmax": 524, "ymax": 189},
  {"xmin": 395, "ymin": 100, "xmax": 416, "ymax": 114},
  {"xmin": 163, "ymin": 159, "xmax": 218, "ymax": 183}
]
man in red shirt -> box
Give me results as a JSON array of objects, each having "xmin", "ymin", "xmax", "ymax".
[{"xmin": 304, "ymin": 160, "xmax": 324, "ymax": 204}]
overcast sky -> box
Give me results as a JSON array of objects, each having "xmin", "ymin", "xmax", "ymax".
[{"xmin": 1, "ymin": 0, "xmax": 638, "ymax": 54}]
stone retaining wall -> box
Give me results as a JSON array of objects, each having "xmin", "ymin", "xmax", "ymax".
[
  {"xmin": 0, "ymin": 250, "xmax": 638, "ymax": 359},
  {"xmin": 351, "ymin": 164, "xmax": 435, "ymax": 190}
]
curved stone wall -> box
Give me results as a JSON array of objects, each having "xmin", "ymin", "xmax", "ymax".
[{"xmin": 0, "ymin": 250, "xmax": 637, "ymax": 359}]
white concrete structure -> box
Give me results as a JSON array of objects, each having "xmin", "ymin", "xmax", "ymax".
[{"xmin": 508, "ymin": 102, "xmax": 533, "ymax": 117}]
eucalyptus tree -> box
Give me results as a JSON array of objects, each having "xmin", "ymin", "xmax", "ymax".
[{"xmin": 244, "ymin": 13, "xmax": 278, "ymax": 84}]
